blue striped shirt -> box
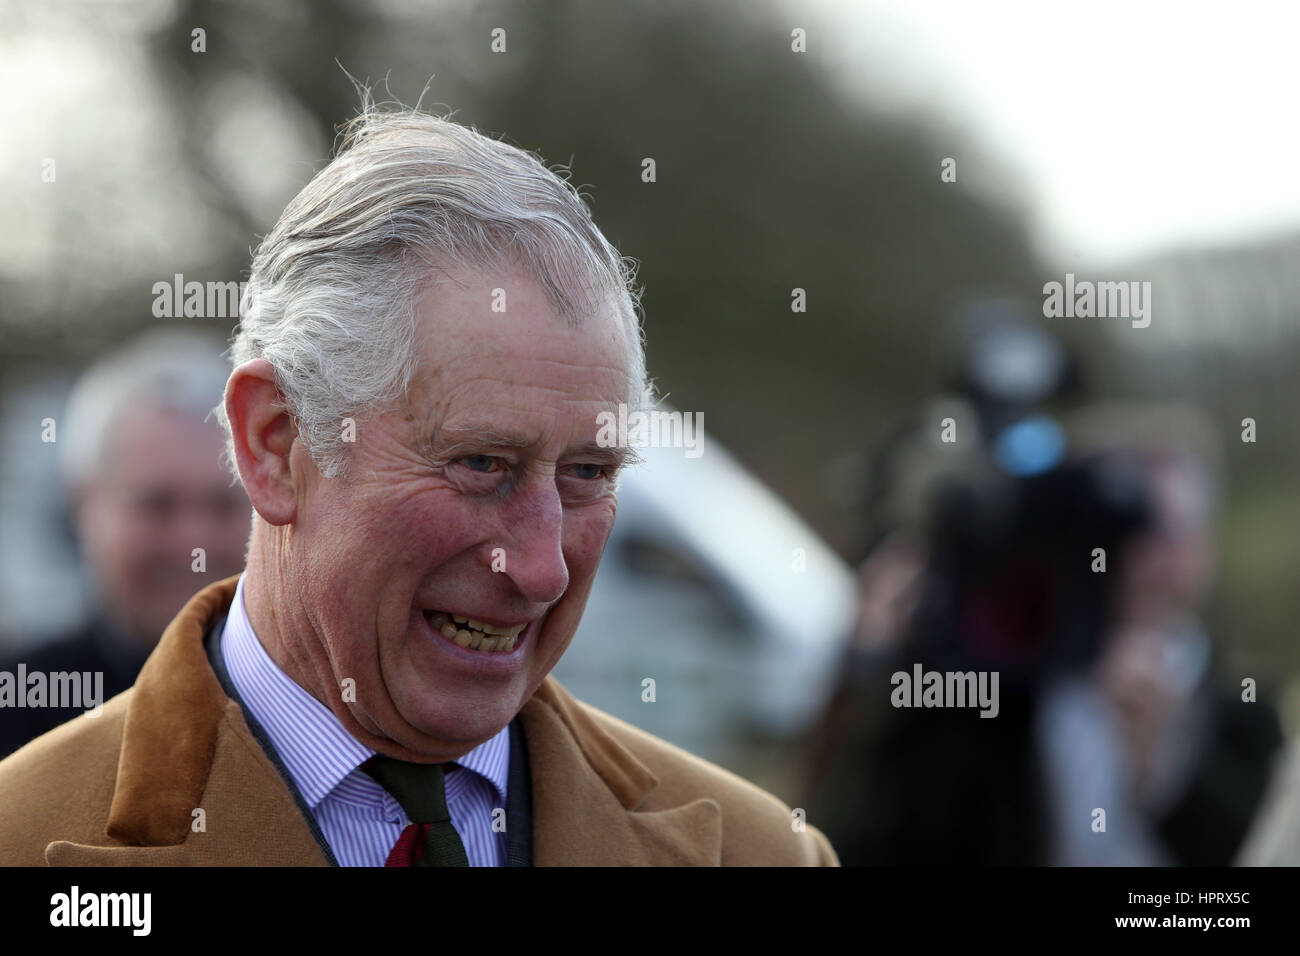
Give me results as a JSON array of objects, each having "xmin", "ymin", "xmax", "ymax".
[{"xmin": 220, "ymin": 574, "xmax": 510, "ymax": 866}]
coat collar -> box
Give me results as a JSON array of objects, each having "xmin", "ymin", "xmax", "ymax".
[{"xmin": 48, "ymin": 575, "xmax": 721, "ymax": 866}]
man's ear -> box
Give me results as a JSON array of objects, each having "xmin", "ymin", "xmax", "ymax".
[{"xmin": 225, "ymin": 359, "xmax": 299, "ymax": 526}]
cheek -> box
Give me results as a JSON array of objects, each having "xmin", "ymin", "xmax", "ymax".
[
  {"xmin": 214, "ymin": 520, "xmax": 249, "ymax": 559},
  {"xmin": 397, "ymin": 493, "xmax": 500, "ymax": 565},
  {"xmin": 1180, "ymin": 541, "xmax": 1213, "ymax": 585},
  {"xmin": 562, "ymin": 500, "xmax": 618, "ymax": 580},
  {"xmin": 82, "ymin": 497, "xmax": 125, "ymax": 548},
  {"xmin": 106, "ymin": 509, "xmax": 166, "ymax": 566},
  {"xmin": 322, "ymin": 484, "xmax": 498, "ymax": 584}
]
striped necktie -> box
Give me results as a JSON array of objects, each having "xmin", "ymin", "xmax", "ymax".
[{"xmin": 363, "ymin": 756, "xmax": 470, "ymax": 867}]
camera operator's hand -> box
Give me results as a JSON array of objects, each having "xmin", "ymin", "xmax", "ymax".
[
  {"xmin": 1094, "ymin": 625, "xmax": 1186, "ymax": 791},
  {"xmin": 853, "ymin": 534, "xmax": 925, "ymax": 652}
]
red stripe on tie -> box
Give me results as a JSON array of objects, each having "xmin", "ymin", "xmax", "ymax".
[{"xmin": 384, "ymin": 822, "xmax": 430, "ymax": 867}]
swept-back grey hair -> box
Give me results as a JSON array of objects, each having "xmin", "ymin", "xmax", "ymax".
[
  {"xmin": 217, "ymin": 98, "xmax": 650, "ymax": 480},
  {"xmin": 62, "ymin": 329, "xmax": 233, "ymax": 489}
]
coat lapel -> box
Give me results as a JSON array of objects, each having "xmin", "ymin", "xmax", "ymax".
[
  {"xmin": 44, "ymin": 576, "xmax": 329, "ymax": 866},
  {"xmin": 520, "ymin": 680, "xmax": 723, "ymax": 866},
  {"xmin": 45, "ymin": 696, "xmax": 330, "ymax": 866},
  {"xmin": 45, "ymin": 575, "xmax": 723, "ymax": 866}
]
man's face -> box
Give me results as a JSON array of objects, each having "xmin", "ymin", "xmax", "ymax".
[
  {"xmin": 287, "ymin": 264, "xmax": 632, "ymax": 756},
  {"xmin": 1120, "ymin": 459, "xmax": 1215, "ymax": 622},
  {"xmin": 78, "ymin": 406, "xmax": 251, "ymax": 648}
]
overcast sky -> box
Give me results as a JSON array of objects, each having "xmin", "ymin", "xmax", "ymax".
[
  {"xmin": 5, "ymin": 1, "xmax": 1299, "ymax": 285},
  {"xmin": 800, "ymin": 0, "xmax": 1300, "ymax": 269}
]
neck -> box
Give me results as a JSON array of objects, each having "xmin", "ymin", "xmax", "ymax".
[{"xmin": 242, "ymin": 520, "xmax": 331, "ymax": 711}]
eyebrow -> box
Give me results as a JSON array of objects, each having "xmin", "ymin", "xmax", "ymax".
[
  {"xmin": 427, "ymin": 427, "xmax": 636, "ymax": 469},
  {"xmin": 570, "ymin": 438, "xmax": 636, "ymax": 469}
]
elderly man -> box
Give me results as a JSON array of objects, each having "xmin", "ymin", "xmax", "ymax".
[
  {"xmin": 0, "ymin": 106, "xmax": 837, "ymax": 866},
  {"xmin": 0, "ymin": 330, "xmax": 249, "ymax": 758}
]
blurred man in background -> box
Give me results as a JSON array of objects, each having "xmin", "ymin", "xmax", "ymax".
[
  {"xmin": 0, "ymin": 330, "xmax": 250, "ymax": 757},
  {"xmin": 1036, "ymin": 405, "xmax": 1282, "ymax": 864},
  {"xmin": 804, "ymin": 308, "xmax": 1282, "ymax": 865}
]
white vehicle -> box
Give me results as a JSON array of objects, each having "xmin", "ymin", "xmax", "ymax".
[{"xmin": 552, "ymin": 435, "xmax": 858, "ymax": 770}]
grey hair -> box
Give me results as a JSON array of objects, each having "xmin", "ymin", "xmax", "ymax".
[
  {"xmin": 217, "ymin": 96, "xmax": 650, "ymax": 480},
  {"xmin": 62, "ymin": 329, "xmax": 233, "ymax": 488}
]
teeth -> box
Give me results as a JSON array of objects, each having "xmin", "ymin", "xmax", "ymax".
[{"xmin": 425, "ymin": 608, "xmax": 528, "ymax": 652}]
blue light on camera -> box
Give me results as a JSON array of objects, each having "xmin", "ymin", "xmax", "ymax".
[{"xmin": 994, "ymin": 416, "xmax": 1066, "ymax": 477}]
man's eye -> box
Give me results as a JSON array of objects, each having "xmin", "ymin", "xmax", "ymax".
[
  {"xmin": 461, "ymin": 455, "xmax": 500, "ymax": 473},
  {"xmin": 569, "ymin": 463, "xmax": 606, "ymax": 480},
  {"xmin": 134, "ymin": 491, "xmax": 176, "ymax": 520}
]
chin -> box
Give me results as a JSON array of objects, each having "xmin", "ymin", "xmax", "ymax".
[{"xmin": 397, "ymin": 683, "xmax": 521, "ymax": 745}]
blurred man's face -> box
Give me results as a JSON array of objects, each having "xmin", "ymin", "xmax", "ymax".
[
  {"xmin": 285, "ymin": 264, "xmax": 632, "ymax": 755},
  {"xmin": 77, "ymin": 406, "xmax": 250, "ymax": 647},
  {"xmin": 1120, "ymin": 459, "xmax": 1215, "ymax": 621}
]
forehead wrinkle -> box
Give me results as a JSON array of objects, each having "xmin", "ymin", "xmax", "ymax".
[
  {"xmin": 430, "ymin": 359, "xmax": 629, "ymax": 390},
  {"xmin": 406, "ymin": 328, "xmax": 633, "ymax": 452},
  {"xmin": 455, "ymin": 383, "xmax": 610, "ymax": 402},
  {"xmin": 424, "ymin": 372, "xmax": 629, "ymax": 412},
  {"xmin": 427, "ymin": 330, "xmax": 627, "ymax": 365}
]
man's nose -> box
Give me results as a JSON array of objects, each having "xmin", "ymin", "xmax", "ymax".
[{"xmin": 499, "ymin": 478, "xmax": 570, "ymax": 606}]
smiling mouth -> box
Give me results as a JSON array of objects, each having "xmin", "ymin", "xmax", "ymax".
[{"xmin": 423, "ymin": 609, "xmax": 528, "ymax": 653}]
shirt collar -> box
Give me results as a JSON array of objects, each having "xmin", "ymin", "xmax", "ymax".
[{"xmin": 219, "ymin": 574, "xmax": 510, "ymax": 809}]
